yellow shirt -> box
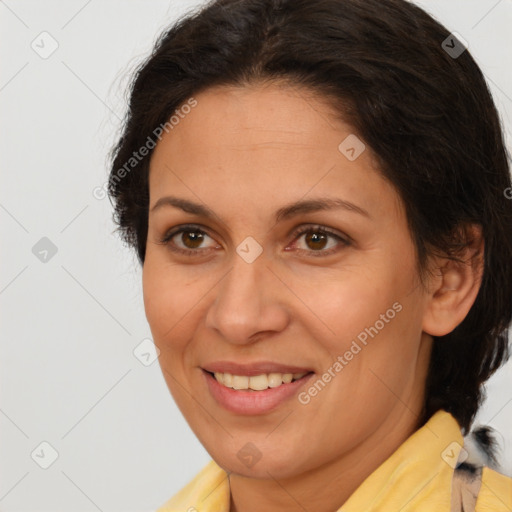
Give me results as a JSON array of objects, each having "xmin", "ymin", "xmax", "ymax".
[{"xmin": 157, "ymin": 410, "xmax": 512, "ymax": 512}]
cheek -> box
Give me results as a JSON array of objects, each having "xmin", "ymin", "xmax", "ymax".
[
  {"xmin": 291, "ymin": 261, "xmax": 424, "ymax": 397},
  {"xmin": 289, "ymin": 266, "xmax": 406, "ymax": 344},
  {"xmin": 142, "ymin": 258, "xmax": 208, "ymax": 407},
  {"xmin": 142, "ymin": 255, "xmax": 203, "ymax": 350}
]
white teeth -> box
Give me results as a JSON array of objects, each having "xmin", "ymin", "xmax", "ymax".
[
  {"xmin": 232, "ymin": 375, "xmax": 249, "ymax": 390},
  {"xmin": 212, "ymin": 371, "xmax": 308, "ymax": 390},
  {"xmin": 249, "ymin": 374, "xmax": 269, "ymax": 391},
  {"xmin": 223, "ymin": 373, "xmax": 233, "ymax": 387},
  {"xmin": 268, "ymin": 373, "xmax": 284, "ymax": 388}
]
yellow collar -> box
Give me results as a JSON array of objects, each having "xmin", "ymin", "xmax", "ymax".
[{"xmin": 341, "ymin": 409, "xmax": 461, "ymax": 511}]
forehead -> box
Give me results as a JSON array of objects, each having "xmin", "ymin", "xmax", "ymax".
[
  {"xmin": 148, "ymin": 82, "xmax": 402, "ymax": 223},
  {"xmin": 158, "ymin": 82, "xmax": 353, "ymax": 152}
]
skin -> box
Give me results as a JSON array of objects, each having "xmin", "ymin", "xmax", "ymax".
[{"xmin": 143, "ymin": 81, "xmax": 483, "ymax": 512}]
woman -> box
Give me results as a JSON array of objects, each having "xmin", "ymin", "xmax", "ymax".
[{"xmin": 108, "ymin": 0, "xmax": 512, "ymax": 510}]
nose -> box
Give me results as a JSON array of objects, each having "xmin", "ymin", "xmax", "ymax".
[{"xmin": 204, "ymin": 251, "xmax": 290, "ymax": 345}]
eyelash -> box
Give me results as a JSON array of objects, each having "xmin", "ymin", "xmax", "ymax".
[{"xmin": 158, "ymin": 223, "xmax": 351, "ymax": 258}]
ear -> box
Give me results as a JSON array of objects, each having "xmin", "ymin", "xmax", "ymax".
[{"xmin": 422, "ymin": 225, "xmax": 484, "ymax": 337}]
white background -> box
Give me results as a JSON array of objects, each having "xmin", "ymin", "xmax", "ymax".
[{"xmin": 1, "ymin": 1, "xmax": 511, "ymax": 510}]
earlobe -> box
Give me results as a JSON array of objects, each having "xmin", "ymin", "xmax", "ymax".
[{"xmin": 422, "ymin": 226, "xmax": 484, "ymax": 337}]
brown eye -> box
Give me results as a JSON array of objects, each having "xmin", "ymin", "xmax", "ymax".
[
  {"xmin": 180, "ymin": 230, "xmax": 205, "ymax": 249},
  {"xmin": 304, "ymin": 232, "xmax": 328, "ymax": 251},
  {"xmin": 289, "ymin": 225, "xmax": 351, "ymax": 257},
  {"xmin": 160, "ymin": 225, "xmax": 219, "ymax": 257}
]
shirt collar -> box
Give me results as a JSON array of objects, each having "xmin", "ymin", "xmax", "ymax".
[{"xmin": 341, "ymin": 409, "xmax": 463, "ymax": 511}]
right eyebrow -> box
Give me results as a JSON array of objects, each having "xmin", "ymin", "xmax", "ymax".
[{"xmin": 150, "ymin": 196, "xmax": 215, "ymax": 218}]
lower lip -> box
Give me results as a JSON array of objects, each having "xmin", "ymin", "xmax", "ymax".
[{"xmin": 203, "ymin": 370, "xmax": 314, "ymax": 415}]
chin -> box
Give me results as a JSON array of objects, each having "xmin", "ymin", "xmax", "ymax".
[{"xmin": 206, "ymin": 440, "xmax": 311, "ymax": 480}]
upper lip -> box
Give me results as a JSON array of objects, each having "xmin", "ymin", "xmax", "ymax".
[{"xmin": 202, "ymin": 361, "xmax": 314, "ymax": 376}]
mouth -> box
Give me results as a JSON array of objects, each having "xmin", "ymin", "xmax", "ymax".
[
  {"xmin": 205, "ymin": 370, "xmax": 312, "ymax": 391},
  {"xmin": 201, "ymin": 366, "xmax": 315, "ymax": 415}
]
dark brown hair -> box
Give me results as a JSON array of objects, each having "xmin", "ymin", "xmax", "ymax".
[{"xmin": 108, "ymin": 0, "xmax": 512, "ymax": 432}]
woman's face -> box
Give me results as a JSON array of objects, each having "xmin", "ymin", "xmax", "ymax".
[{"xmin": 143, "ymin": 82, "xmax": 434, "ymax": 478}]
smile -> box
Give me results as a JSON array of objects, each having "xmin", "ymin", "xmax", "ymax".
[
  {"xmin": 202, "ymin": 368, "xmax": 314, "ymax": 415},
  {"xmin": 211, "ymin": 371, "xmax": 309, "ymax": 391}
]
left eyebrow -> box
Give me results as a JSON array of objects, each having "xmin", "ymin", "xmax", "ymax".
[{"xmin": 274, "ymin": 197, "xmax": 371, "ymax": 222}]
